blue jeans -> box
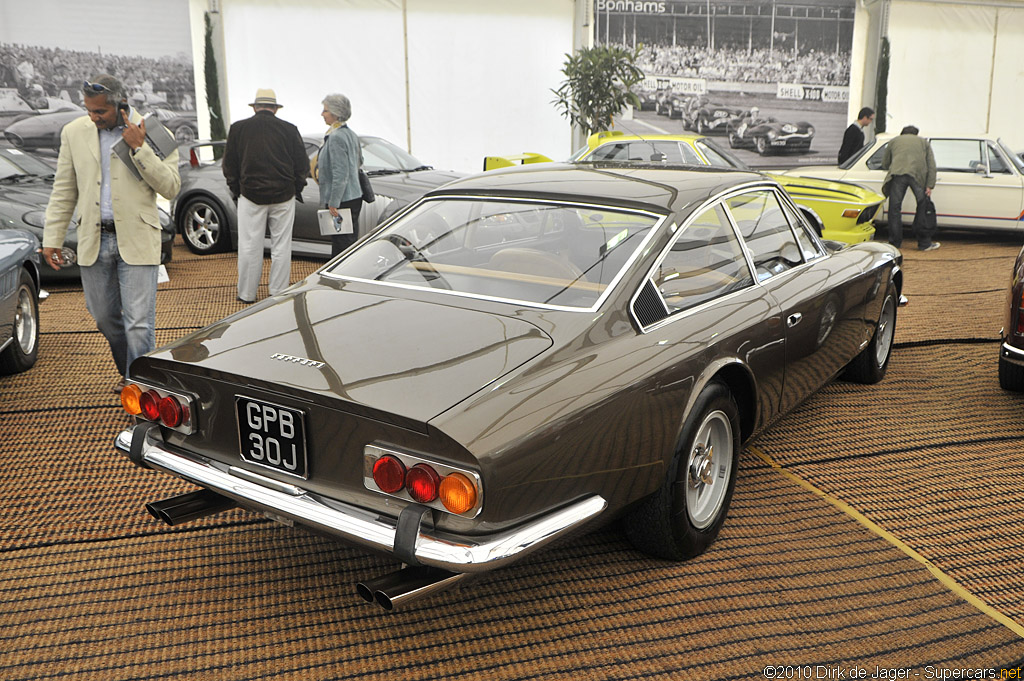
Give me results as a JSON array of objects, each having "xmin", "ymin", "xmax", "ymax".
[
  {"xmin": 80, "ymin": 231, "xmax": 158, "ymax": 378},
  {"xmin": 886, "ymin": 174, "xmax": 935, "ymax": 249}
]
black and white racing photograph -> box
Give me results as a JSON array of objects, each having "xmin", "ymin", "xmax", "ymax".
[
  {"xmin": 2, "ymin": 0, "xmax": 1024, "ymax": 679},
  {"xmin": 0, "ymin": 0, "xmax": 196, "ymax": 157},
  {"xmin": 596, "ymin": 0, "xmax": 854, "ymax": 167}
]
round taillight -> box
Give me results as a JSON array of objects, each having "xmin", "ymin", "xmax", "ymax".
[
  {"xmin": 372, "ymin": 455, "xmax": 406, "ymax": 494},
  {"xmin": 405, "ymin": 464, "xmax": 440, "ymax": 503},
  {"xmin": 158, "ymin": 396, "xmax": 183, "ymax": 427},
  {"xmin": 121, "ymin": 384, "xmax": 143, "ymax": 415},
  {"xmin": 138, "ymin": 390, "xmax": 160, "ymax": 421},
  {"xmin": 439, "ymin": 473, "xmax": 477, "ymax": 515}
]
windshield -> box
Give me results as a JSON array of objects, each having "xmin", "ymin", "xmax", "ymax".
[
  {"xmin": 0, "ymin": 149, "xmax": 53, "ymax": 178},
  {"xmin": 839, "ymin": 139, "xmax": 878, "ymax": 170},
  {"xmin": 362, "ymin": 136, "xmax": 429, "ymax": 173},
  {"xmin": 694, "ymin": 139, "xmax": 748, "ymax": 170},
  {"xmin": 998, "ymin": 139, "xmax": 1024, "ymax": 174},
  {"xmin": 326, "ymin": 197, "xmax": 661, "ymax": 310}
]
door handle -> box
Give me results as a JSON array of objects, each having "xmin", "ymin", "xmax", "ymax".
[{"xmin": 787, "ymin": 313, "xmax": 803, "ymax": 328}]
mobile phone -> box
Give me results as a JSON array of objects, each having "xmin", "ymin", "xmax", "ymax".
[{"xmin": 118, "ymin": 101, "xmax": 130, "ymax": 121}]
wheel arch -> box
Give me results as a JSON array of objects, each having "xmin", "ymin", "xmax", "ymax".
[{"xmin": 676, "ymin": 360, "xmax": 757, "ymax": 450}]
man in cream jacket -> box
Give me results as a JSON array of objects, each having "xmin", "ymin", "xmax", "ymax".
[{"xmin": 41, "ymin": 74, "xmax": 180, "ymax": 392}]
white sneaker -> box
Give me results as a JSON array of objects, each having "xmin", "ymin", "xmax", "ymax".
[{"xmin": 919, "ymin": 242, "xmax": 941, "ymax": 252}]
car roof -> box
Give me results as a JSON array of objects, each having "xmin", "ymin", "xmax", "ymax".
[{"xmin": 426, "ymin": 162, "xmax": 766, "ymax": 214}]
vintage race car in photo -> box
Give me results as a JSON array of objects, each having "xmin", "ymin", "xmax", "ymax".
[
  {"xmin": 687, "ymin": 101, "xmax": 748, "ymax": 135},
  {"xmin": 0, "ymin": 146, "xmax": 174, "ymax": 281},
  {"xmin": 3, "ymin": 109, "xmax": 81, "ymax": 152},
  {"xmin": 782, "ymin": 133, "xmax": 1024, "ymax": 233},
  {"xmin": 114, "ymin": 162, "xmax": 903, "ymax": 610},
  {"xmin": 727, "ymin": 116, "xmax": 815, "ymax": 156},
  {"xmin": 173, "ymin": 135, "xmax": 463, "ymax": 257},
  {"xmin": 0, "ymin": 228, "xmax": 41, "ymax": 375},
  {"xmin": 488, "ymin": 131, "xmax": 882, "ymax": 243},
  {"xmin": 0, "ymin": 87, "xmax": 81, "ymax": 133}
]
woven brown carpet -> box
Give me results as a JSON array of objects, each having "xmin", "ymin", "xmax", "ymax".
[{"xmin": 2, "ymin": 235, "xmax": 1023, "ymax": 679}]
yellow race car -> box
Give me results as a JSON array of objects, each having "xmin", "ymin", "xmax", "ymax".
[{"xmin": 485, "ymin": 131, "xmax": 883, "ymax": 244}]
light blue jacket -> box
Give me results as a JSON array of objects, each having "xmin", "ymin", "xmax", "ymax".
[{"xmin": 318, "ymin": 124, "xmax": 362, "ymax": 208}]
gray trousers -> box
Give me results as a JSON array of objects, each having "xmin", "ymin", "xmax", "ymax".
[{"xmin": 236, "ymin": 195, "xmax": 295, "ymax": 301}]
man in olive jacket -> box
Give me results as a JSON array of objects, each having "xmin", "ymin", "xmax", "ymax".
[
  {"xmin": 42, "ymin": 74, "xmax": 180, "ymax": 391},
  {"xmin": 881, "ymin": 125, "xmax": 938, "ymax": 251}
]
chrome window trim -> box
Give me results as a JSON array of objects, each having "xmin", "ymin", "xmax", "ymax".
[
  {"xmin": 320, "ymin": 195, "xmax": 667, "ymax": 314},
  {"xmin": 630, "ymin": 181, "xmax": 827, "ymax": 333}
]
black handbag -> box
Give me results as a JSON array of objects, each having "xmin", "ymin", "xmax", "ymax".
[{"xmin": 358, "ymin": 169, "xmax": 375, "ymax": 204}]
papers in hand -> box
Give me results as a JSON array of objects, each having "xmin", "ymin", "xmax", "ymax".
[
  {"xmin": 318, "ymin": 208, "xmax": 353, "ymax": 235},
  {"xmin": 112, "ymin": 113, "xmax": 178, "ymax": 181}
]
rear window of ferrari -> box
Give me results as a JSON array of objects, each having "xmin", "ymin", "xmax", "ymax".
[{"xmin": 326, "ymin": 198, "xmax": 662, "ymax": 310}]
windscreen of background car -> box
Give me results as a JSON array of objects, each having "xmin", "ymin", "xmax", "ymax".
[
  {"xmin": 361, "ymin": 136, "xmax": 428, "ymax": 173},
  {"xmin": 326, "ymin": 198, "xmax": 661, "ymax": 310},
  {"xmin": 0, "ymin": 148, "xmax": 52, "ymax": 178}
]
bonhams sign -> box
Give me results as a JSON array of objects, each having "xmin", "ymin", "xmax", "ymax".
[{"xmin": 597, "ymin": 0, "xmax": 668, "ymax": 13}]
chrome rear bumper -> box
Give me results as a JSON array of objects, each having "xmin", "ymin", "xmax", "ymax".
[{"xmin": 114, "ymin": 426, "xmax": 607, "ymax": 573}]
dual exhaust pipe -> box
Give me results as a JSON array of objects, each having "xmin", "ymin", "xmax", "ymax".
[{"xmin": 145, "ymin": 489, "xmax": 470, "ymax": 611}]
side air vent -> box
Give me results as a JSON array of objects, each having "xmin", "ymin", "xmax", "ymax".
[{"xmin": 632, "ymin": 280, "xmax": 668, "ymax": 328}]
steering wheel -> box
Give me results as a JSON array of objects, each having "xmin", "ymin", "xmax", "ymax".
[
  {"xmin": 384, "ymin": 234, "xmax": 450, "ymax": 289},
  {"xmin": 385, "ymin": 234, "xmax": 428, "ymax": 261}
]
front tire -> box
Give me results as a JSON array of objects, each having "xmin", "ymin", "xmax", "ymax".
[
  {"xmin": 0, "ymin": 269, "xmax": 39, "ymax": 375},
  {"xmin": 179, "ymin": 196, "xmax": 230, "ymax": 254},
  {"xmin": 843, "ymin": 283, "xmax": 896, "ymax": 384},
  {"xmin": 755, "ymin": 136, "xmax": 769, "ymax": 156},
  {"xmin": 624, "ymin": 381, "xmax": 740, "ymax": 561}
]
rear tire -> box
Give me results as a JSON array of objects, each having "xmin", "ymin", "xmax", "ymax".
[
  {"xmin": 999, "ymin": 354, "xmax": 1024, "ymax": 391},
  {"xmin": 624, "ymin": 381, "xmax": 740, "ymax": 561},
  {"xmin": 843, "ymin": 283, "xmax": 896, "ymax": 384},
  {"xmin": 179, "ymin": 196, "xmax": 230, "ymax": 254},
  {"xmin": 0, "ymin": 269, "xmax": 39, "ymax": 375}
]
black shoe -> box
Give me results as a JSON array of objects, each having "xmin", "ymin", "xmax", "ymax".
[
  {"xmin": 919, "ymin": 242, "xmax": 941, "ymax": 252},
  {"xmin": 237, "ymin": 297, "xmax": 255, "ymax": 304}
]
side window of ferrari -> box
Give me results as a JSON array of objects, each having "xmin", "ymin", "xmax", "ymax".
[
  {"xmin": 655, "ymin": 203, "xmax": 753, "ymax": 314},
  {"xmin": 728, "ymin": 190, "xmax": 804, "ymax": 282}
]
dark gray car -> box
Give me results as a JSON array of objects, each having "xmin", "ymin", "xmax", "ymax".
[{"xmin": 173, "ymin": 135, "xmax": 463, "ymax": 258}]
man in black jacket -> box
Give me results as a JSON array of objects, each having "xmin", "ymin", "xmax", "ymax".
[
  {"xmin": 223, "ymin": 88, "xmax": 308, "ymax": 303},
  {"xmin": 837, "ymin": 107, "xmax": 874, "ymax": 164}
]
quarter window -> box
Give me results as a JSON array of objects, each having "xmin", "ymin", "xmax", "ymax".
[
  {"xmin": 727, "ymin": 190, "xmax": 804, "ymax": 281},
  {"xmin": 654, "ymin": 204, "xmax": 753, "ymax": 313}
]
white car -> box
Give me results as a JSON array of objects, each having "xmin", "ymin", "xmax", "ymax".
[{"xmin": 781, "ymin": 133, "xmax": 1024, "ymax": 232}]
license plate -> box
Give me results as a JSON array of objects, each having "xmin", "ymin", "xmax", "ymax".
[{"xmin": 236, "ymin": 397, "xmax": 308, "ymax": 478}]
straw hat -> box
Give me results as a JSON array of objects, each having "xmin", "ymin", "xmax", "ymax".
[{"xmin": 249, "ymin": 88, "xmax": 282, "ymax": 108}]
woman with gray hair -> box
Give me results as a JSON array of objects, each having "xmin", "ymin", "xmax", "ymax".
[{"xmin": 317, "ymin": 93, "xmax": 363, "ymax": 256}]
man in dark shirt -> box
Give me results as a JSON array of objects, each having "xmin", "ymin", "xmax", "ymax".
[
  {"xmin": 222, "ymin": 88, "xmax": 308, "ymax": 303},
  {"xmin": 837, "ymin": 107, "xmax": 874, "ymax": 164}
]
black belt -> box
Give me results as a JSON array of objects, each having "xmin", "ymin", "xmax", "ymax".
[{"xmin": 100, "ymin": 220, "xmax": 116, "ymax": 233}]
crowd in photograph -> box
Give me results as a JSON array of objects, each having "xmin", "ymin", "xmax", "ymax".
[
  {"xmin": 0, "ymin": 42, "xmax": 194, "ymax": 111},
  {"xmin": 633, "ymin": 43, "xmax": 850, "ymax": 85}
]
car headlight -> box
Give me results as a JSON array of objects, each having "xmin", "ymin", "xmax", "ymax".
[
  {"xmin": 807, "ymin": 126, "xmax": 815, "ymax": 136},
  {"xmin": 21, "ymin": 210, "xmax": 45, "ymax": 228},
  {"xmin": 766, "ymin": 130, "xmax": 777, "ymax": 139}
]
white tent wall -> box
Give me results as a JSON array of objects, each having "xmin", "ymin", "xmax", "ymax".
[
  {"xmin": 850, "ymin": 0, "xmax": 1024, "ymax": 150},
  {"xmin": 404, "ymin": 0, "xmax": 575, "ymax": 174},
  {"xmin": 188, "ymin": 0, "xmax": 576, "ymax": 173}
]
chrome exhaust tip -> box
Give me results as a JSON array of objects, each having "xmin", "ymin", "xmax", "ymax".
[{"xmin": 145, "ymin": 488, "xmax": 237, "ymax": 526}]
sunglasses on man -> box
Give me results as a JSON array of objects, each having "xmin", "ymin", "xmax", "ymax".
[{"xmin": 83, "ymin": 80, "xmax": 114, "ymax": 94}]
